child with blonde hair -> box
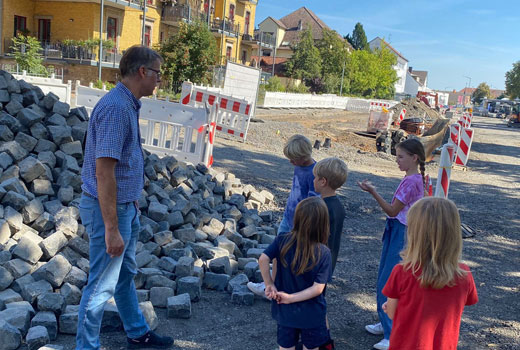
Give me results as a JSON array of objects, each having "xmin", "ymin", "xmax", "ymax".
[
  {"xmin": 358, "ymin": 138, "xmax": 425, "ymax": 350},
  {"xmin": 382, "ymin": 197, "xmax": 478, "ymax": 350},
  {"xmin": 313, "ymin": 157, "xmax": 348, "ymax": 274},
  {"xmin": 249, "ymin": 134, "xmax": 316, "ymax": 297},
  {"xmin": 259, "ymin": 197, "xmax": 333, "ymax": 350}
]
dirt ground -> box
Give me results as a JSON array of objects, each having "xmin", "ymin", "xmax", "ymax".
[{"xmin": 53, "ymin": 110, "xmax": 520, "ymax": 350}]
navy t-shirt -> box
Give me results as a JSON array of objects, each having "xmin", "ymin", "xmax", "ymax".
[
  {"xmin": 324, "ymin": 195, "xmax": 346, "ymax": 275},
  {"xmin": 263, "ymin": 233, "xmax": 332, "ymax": 329}
]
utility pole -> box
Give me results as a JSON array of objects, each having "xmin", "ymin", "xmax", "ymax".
[
  {"xmin": 98, "ymin": 0, "xmax": 104, "ymax": 81},
  {"xmin": 463, "ymin": 75, "xmax": 472, "ymax": 106},
  {"xmin": 271, "ymin": 32, "xmax": 277, "ymax": 76},
  {"xmin": 141, "ymin": 0, "xmax": 147, "ymax": 46},
  {"xmin": 340, "ymin": 58, "xmax": 346, "ymax": 96},
  {"xmin": 207, "ymin": 0, "xmax": 212, "ymax": 27}
]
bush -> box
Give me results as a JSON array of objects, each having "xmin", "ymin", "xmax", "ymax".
[
  {"xmin": 264, "ymin": 76, "xmax": 285, "ymax": 92},
  {"xmin": 93, "ymin": 80, "xmax": 115, "ymax": 90},
  {"xmin": 156, "ymin": 89, "xmax": 180, "ymax": 102},
  {"xmin": 286, "ymin": 80, "xmax": 309, "ymax": 94},
  {"xmin": 10, "ymin": 35, "xmax": 47, "ymax": 76}
]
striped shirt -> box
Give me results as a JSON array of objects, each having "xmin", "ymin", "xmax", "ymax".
[{"xmin": 81, "ymin": 82, "xmax": 144, "ymax": 203}]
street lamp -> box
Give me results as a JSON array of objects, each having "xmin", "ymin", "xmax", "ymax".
[{"xmin": 463, "ymin": 75, "xmax": 472, "ymax": 106}]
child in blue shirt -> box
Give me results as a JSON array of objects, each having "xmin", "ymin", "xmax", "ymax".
[
  {"xmin": 259, "ymin": 197, "xmax": 332, "ymax": 350},
  {"xmin": 248, "ymin": 134, "xmax": 316, "ymax": 297}
]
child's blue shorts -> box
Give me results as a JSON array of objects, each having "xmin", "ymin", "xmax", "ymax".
[{"xmin": 277, "ymin": 323, "xmax": 329, "ymax": 349}]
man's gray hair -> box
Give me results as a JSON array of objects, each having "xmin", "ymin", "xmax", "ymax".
[{"xmin": 119, "ymin": 45, "xmax": 163, "ymax": 78}]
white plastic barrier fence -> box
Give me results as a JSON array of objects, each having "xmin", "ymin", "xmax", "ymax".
[
  {"xmin": 454, "ymin": 128, "xmax": 474, "ymax": 167},
  {"xmin": 369, "ymin": 101, "xmax": 391, "ymax": 111},
  {"xmin": 13, "ymin": 70, "xmax": 72, "ymax": 104},
  {"xmin": 345, "ymin": 98, "xmax": 372, "ymax": 113},
  {"xmin": 181, "ymin": 81, "xmax": 252, "ymax": 142},
  {"xmin": 434, "ymin": 144, "xmax": 455, "ymax": 198},
  {"xmin": 74, "ymin": 83, "xmax": 216, "ymax": 167}
]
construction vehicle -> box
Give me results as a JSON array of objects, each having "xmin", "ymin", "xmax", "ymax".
[{"xmin": 507, "ymin": 102, "xmax": 520, "ymax": 128}]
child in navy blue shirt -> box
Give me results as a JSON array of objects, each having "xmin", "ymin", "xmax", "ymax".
[
  {"xmin": 249, "ymin": 134, "xmax": 316, "ymax": 297},
  {"xmin": 259, "ymin": 197, "xmax": 332, "ymax": 350}
]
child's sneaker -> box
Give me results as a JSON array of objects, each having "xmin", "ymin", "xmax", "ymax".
[
  {"xmin": 365, "ymin": 322, "xmax": 384, "ymax": 335},
  {"xmin": 373, "ymin": 338, "xmax": 389, "ymax": 350},
  {"xmin": 247, "ymin": 281, "xmax": 267, "ymax": 299}
]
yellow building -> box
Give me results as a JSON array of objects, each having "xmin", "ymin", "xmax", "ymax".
[{"xmin": 0, "ymin": 0, "xmax": 270, "ymax": 83}]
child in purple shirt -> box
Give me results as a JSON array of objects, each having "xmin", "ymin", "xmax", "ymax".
[{"xmin": 358, "ymin": 138, "xmax": 425, "ymax": 350}]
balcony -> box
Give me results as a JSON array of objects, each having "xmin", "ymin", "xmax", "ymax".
[
  {"xmin": 161, "ymin": 4, "xmax": 207, "ymax": 26},
  {"xmin": 241, "ymin": 32, "xmax": 276, "ymax": 48},
  {"xmin": 39, "ymin": 0, "xmax": 144, "ymax": 10},
  {"xmin": 3, "ymin": 38, "xmax": 123, "ymax": 68},
  {"xmin": 237, "ymin": 0, "xmax": 258, "ymax": 4},
  {"xmin": 210, "ymin": 18, "xmax": 239, "ymax": 37}
]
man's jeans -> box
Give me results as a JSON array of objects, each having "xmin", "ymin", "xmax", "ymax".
[
  {"xmin": 376, "ymin": 218, "xmax": 406, "ymax": 340},
  {"xmin": 76, "ymin": 194, "xmax": 149, "ymax": 350}
]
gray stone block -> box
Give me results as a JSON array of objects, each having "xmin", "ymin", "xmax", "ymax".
[
  {"xmin": 240, "ymin": 224, "xmax": 257, "ymax": 238},
  {"xmin": 0, "ymin": 289, "xmax": 23, "ymax": 310},
  {"xmin": 21, "ymin": 280, "xmax": 53, "ymax": 304},
  {"xmin": 149, "ymin": 287, "xmax": 175, "ymax": 308},
  {"xmin": 0, "ymin": 152, "xmax": 13, "ymax": 170},
  {"xmin": 34, "ymin": 139, "xmax": 57, "ymax": 153},
  {"xmin": 0, "ymin": 318, "xmax": 22, "ymax": 350},
  {"xmin": 175, "ymin": 256, "xmax": 194, "ymax": 278},
  {"xmin": 201, "ymin": 218, "xmax": 224, "ymax": 240},
  {"xmin": 0, "ymin": 141, "xmax": 28, "ymax": 162},
  {"xmin": 0, "ymin": 307, "xmax": 31, "ymax": 335},
  {"xmin": 173, "ymin": 227, "xmax": 196, "ymax": 243},
  {"xmin": 0, "ymin": 125, "xmax": 14, "ymax": 142},
  {"xmin": 101, "ymin": 300, "xmax": 122, "ymax": 332},
  {"xmin": 57, "ymin": 186, "xmax": 74, "ymax": 205},
  {"xmin": 37, "ymin": 345, "xmax": 63, "ymax": 350},
  {"xmin": 209, "ymin": 256, "xmax": 232, "ymax": 275},
  {"xmin": 52, "ymin": 101, "xmax": 70, "ymax": 116},
  {"xmin": 244, "ymin": 261, "xmax": 259, "ymax": 280},
  {"xmin": 0, "ymin": 219, "xmax": 11, "ymax": 245},
  {"xmin": 30, "ymin": 123, "xmax": 49, "ymax": 140},
  {"xmin": 31, "ymin": 311, "xmax": 57, "ymax": 341},
  {"xmin": 2, "ymin": 190, "xmax": 29, "ymax": 211},
  {"xmin": 166, "ymin": 211, "xmax": 184, "ymax": 229},
  {"xmin": 26, "ymin": 325, "xmax": 50, "ymax": 350},
  {"xmin": 12, "ymin": 236, "xmax": 43, "ymax": 264},
  {"xmin": 31, "ymin": 180, "xmax": 55, "ymax": 196},
  {"xmin": 216, "ymin": 236, "xmax": 236, "ymax": 255},
  {"xmin": 32, "ymin": 255, "xmax": 72, "ymax": 288},
  {"xmin": 176, "ymin": 276, "xmax": 201, "ymax": 302},
  {"xmin": 246, "ymin": 248, "xmax": 264, "ymax": 259},
  {"xmin": 227, "ymin": 273, "xmax": 249, "ymax": 294},
  {"xmin": 4, "ymin": 259, "xmax": 32, "ymax": 279},
  {"xmin": 31, "ymin": 212, "xmax": 55, "ymax": 232},
  {"xmin": 0, "ymin": 266, "xmax": 14, "ymax": 291},
  {"xmin": 5, "ymin": 301, "xmax": 35, "ymax": 318},
  {"xmin": 17, "ymin": 108, "xmax": 43, "ymax": 127},
  {"xmin": 157, "ymin": 257, "xmax": 177, "ymax": 273},
  {"xmin": 147, "ymin": 201, "xmax": 168, "ymax": 222},
  {"xmin": 63, "ymin": 266, "xmax": 87, "ymax": 289},
  {"xmin": 231, "ymin": 285, "xmax": 255, "ymax": 306},
  {"xmin": 67, "ymin": 236, "xmax": 89, "ymax": 258},
  {"xmin": 22, "ymin": 199, "xmax": 45, "ymax": 224},
  {"xmin": 58, "ymin": 311, "xmax": 77, "ymax": 335},
  {"xmin": 139, "ymin": 301, "xmax": 158, "ymax": 330},
  {"xmin": 14, "ymin": 132, "xmax": 38, "ymax": 152},
  {"xmin": 47, "ymin": 125, "xmax": 72, "ymax": 145},
  {"xmin": 5, "ymin": 100, "xmax": 23, "ymax": 116},
  {"xmin": 136, "ymin": 289, "xmax": 149, "ymax": 302},
  {"xmin": 153, "ymin": 230, "xmax": 172, "ymax": 246},
  {"xmin": 11, "ymin": 274, "xmax": 34, "ymax": 294},
  {"xmin": 39, "ymin": 231, "xmax": 68, "ymax": 259},
  {"xmin": 145, "ymin": 275, "xmax": 176, "ymax": 290},
  {"xmin": 136, "ymin": 251, "xmax": 153, "ymax": 268},
  {"xmin": 59, "ymin": 282, "xmax": 82, "ymax": 305},
  {"xmin": 203, "ymin": 272, "xmax": 230, "ymax": 291},
  {"xmin": 167, "ymin": 293, "xmax": 191, "ymax": 319}
]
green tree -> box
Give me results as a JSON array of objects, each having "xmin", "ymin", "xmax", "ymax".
[
  {"xmin": 285, "ymin": 27, "xmax": 322, "ymax": 82},
  {"xmin": 316, "ymin": 28, "xmax": 349, "ymax": 77},
  {"xmin": 472, "ymin": 82, "xmax": 491, "ymax": 104},
  {"xmin": 10, "ymin": 35, "xmax": 47, "ymax": 75},
  {"xmin": 344, "ymin": 47, "xmax": 397, "ymax": 99},
  {"xmin": 505, "ymin": 61, "xmax": 520, "ymax": 99},
  {"xmin": 345, "ymin": 23, "xmax": 369, "ymax": 51},
  {"xmin": 264, "ymin": 76, "xmax": 285, "ymax": 92},
  {"xmin": 159, "ymin": 21, "xmax": 217, "ymax": 89}
]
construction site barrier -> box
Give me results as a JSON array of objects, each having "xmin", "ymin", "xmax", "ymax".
[
  {"xmin": 367, "ymin": 110, "xmax": 393, "ymax": 133},
  {"xmin": 454, "ymin": 128, "xmax": 474, "ymax": 167},
  {"xmin": 12, "ymin": 71, "xmax": 72, "ymax": 104},
  {"xmin": 434, "ymin": 144, "xmax": 455, "ymax": 198},
  {"xmin": 74, "ymin": 82, "xmax": 216, "ymax": 167},
  {"xmin": 181, "ymin": 82, "xmax": 252, "ymax": 142}
]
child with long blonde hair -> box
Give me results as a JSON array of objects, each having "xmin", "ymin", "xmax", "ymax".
[
  {"xmin": 358, "ymin": 138, "xmax": 426, "ymax": 350},
  {"xmin": 259, "ymin": 197, "xmax": 333, "ymax": 350},
  {"xmin": 382, "ymin": 197, "xmax": 478, "ymax": 350}
]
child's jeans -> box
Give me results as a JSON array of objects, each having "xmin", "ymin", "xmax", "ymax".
[
  {"xmin": 377, "ymin": 218, "xmax": 407, "ymax": 340},
  {"xmin": 277, "ymin": 216, "xmax": 292, "ymax": 235}
]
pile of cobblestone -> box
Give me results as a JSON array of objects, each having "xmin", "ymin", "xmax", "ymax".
[
  {"xmin": 0, "ymin": 70, "xmax": 277, "ymax": 350},
  {"xmin": 389, "ymin": 97, "xmax": 442, "ymax": 121}
]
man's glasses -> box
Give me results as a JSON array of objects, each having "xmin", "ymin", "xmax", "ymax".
[{"xmin": 146, "ymin": 67, "xmax": 161, "ymax": 79}]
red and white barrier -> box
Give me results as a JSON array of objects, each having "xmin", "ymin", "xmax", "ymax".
[
  {"xmin": 369, "ymin": 101, "xmax": 391, "ymax": 111},
  {"xmin": 454, "ymin": 128, "xmax": 474, "ymax": 167},
  {"xmin": 397, "ymin": 108, "xmax": 406, "ymax": 125},
  {"xmin": 425, "ymin": 174, "xmax": 433, "ymax": 196},
  {"xmin": 434, "ymin": 144, "xmax": 455, "ymax": 198},
  {"xmin": 181, "ymin": 82, "xmax": 252, "ymax": 142}
]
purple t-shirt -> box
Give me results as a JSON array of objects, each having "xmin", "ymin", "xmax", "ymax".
[{"xmin": 390, "ymin": 173, "xmax": 424, "ymax": 226}]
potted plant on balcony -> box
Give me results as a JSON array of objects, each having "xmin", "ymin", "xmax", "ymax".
[
  {"xmin": 62, "ymin": 39, "xmax": 75, "ymax": 58},
  {"xmin": 85, "ymin": 38, "xmax": 98, "ymax": 60}
]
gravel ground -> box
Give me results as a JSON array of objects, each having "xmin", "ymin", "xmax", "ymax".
[{"xmin": 52, "ymin": 110, "xmax": 519, "ymax": 350}]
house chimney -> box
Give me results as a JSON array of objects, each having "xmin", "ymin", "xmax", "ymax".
[
  {"xmin": 298, "ymin": 20, "xmax": 302, "ymax": 30},
  {"xmin": 408, "ymin": 67, "xmax": 413, "ymax": 73}
]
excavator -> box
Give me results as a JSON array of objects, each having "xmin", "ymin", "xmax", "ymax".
[{"xmin": 507, "ymin": 102, "xmax": 520, "ymax": 128}]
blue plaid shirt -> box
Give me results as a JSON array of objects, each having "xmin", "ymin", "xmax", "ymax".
[{"xmin": 81, "ymin": 82, "xmax": 144, "ymax": 203}]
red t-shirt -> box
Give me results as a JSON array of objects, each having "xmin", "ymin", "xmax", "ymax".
[{"xmin": 383, "ymin": 263, "xmax": 478, "ymax": 350}]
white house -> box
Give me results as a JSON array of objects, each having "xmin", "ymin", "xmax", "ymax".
[{"xmin": 369, "ymin": 37, "xmax": 408, "ymax": 94}]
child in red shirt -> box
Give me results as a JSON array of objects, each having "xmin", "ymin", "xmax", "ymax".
[{"xmin": 382, "ymin": 197, "xmax": 478, "ymax": 350}]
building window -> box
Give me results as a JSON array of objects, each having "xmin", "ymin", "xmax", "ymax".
[
  {"xmin": 147, "ymin": 0, "xmax": 153, "ymax": 5},
  {"xmin": 160, "ymin": 31, "xmax": 164, "ymax": 43},
  {"xmin": 229, "ymin": 4, "xmax": 235, "ymax": 22},
  {"xmin": 14, "ymin": 15, "xmax": 27, "ymax": 36},
  {"xmin": 38, "ymin": 19, "xmax": 51, "ymax": 43},
  {"xmin": 241, "ymin": 50, "xmax": 247, "ymax": 64},
  {"xmin": 107, "ymin": 17, "xmax": 118, "ymax": 42},
  {"xmin": 226, "ymin": 45, "xmax": 232, "ymax": 60},
  {"xmin": 245, "ymin": 11, "xmax": 250, "ymax": 35},
  {"xmin": 144, "ymin": 25, "xmax": 151, "ymax": 47}
]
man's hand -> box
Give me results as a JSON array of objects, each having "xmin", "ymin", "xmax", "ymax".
[{"xmin": 105, "ymin": 228, "xmax": 125, "ymax": 257}]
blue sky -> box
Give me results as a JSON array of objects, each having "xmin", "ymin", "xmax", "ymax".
[{"xmin": 254, "ymin": 0, "xmax": 520, "ymax": 91}]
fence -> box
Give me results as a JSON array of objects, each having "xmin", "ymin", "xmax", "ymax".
[
  {"xmin": 74, "ymin": 83, "xmax": 216, "ymax": 167},
  {"xmin": 261, "ymin": 91, "xmax": 397, "ymax": 112},
  {"xmin": 4, "ymin": 69, "xmax": 72, "ymax": 104}
]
